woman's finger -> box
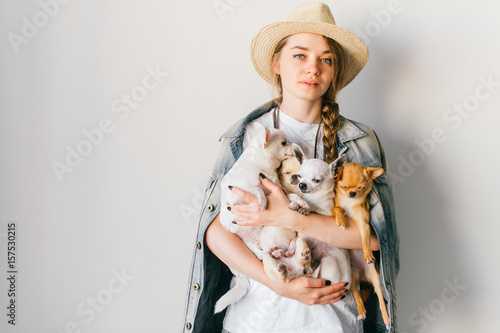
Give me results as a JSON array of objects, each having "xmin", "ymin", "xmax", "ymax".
[
  {"xmin": 229, "ymin": 202, "xmax": 257, "ymax": 214},
  {"xmin": 315, "ymin": 292, "xmax": 347, "ymax": 305},
  {"xmin": 260, "ymin": 176, "xmax": 284, "ymax": 194},
  {"xmin": 229, "ymin": 209, "xmax": 256, "ymax": 220},
  {"xmin": 315, "ymin": 282, "xmax": 348, "ymax": 303},
  {"xmin": 231, "ymin": 219, "xmax": 259, "ymax": 227},
  {"xmin": 228, "ymin": 185, "xmax": 257, "ymax": 203}
]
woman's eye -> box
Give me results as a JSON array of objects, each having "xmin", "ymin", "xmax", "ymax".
[
  {"xmin": 321, "ymin": 58, "xmax": 332, "ymax": 64},
  {"xmin": 293, "ymin": 54, "xmax": 305, "ymax": 59}
]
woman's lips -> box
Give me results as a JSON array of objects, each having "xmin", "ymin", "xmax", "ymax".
[{"xmin": 300, "ymin": 80, "xmax": 320, "ymax": 88}]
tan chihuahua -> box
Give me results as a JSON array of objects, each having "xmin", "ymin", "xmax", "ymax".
[{"xmin": 333, "ymin": 162, "xmax": 390, "ymax": 327}]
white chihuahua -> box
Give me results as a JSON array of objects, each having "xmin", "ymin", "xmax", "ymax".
[
  {"xmin": 288, "ymin": 145, "xmax": 351, "ymax": 287},
  {"xmin": 215, "ymin": 122, "xmax": 294, "ymax": 313}
]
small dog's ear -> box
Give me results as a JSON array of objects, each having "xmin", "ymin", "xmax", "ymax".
[
  {"xmin": 365, "ymin": 167, "xmax": 384, "ymax": 180},
  {"xmin": 330, "ymin": 154, "xmax": 347, "ymax": 178},
  {"xmin": 253, "ymin": 123, "xmax": 270, "ymax": 149},
  {"xmin": 336, "ymin": 166, "xmax": 344, "ymax": 181},
  {"xmin": 264, "ymin": 127, "xmax": 271, "ymax": 149},
  {"xmin": 292, "ymin": 143, "xmax": 306, "ymax": 164}
]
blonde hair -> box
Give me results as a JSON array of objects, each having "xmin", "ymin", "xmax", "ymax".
[{"xmin": 271, "ymin": 36, "xmax": 347, "ymax": 163}]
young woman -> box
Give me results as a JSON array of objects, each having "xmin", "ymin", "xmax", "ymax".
[{"xmin": 183, "ymin": 3, "xmax": 399, "ymax": 333}]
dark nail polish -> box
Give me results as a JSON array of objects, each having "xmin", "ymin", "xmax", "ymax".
[
  {"xmin": 341, "ymin": 295, "xmax": 346, "ymax": 300},
  {"xmin": 343, "ymin": 282, "xmax": 348, "ymax": 287},
  {"xmin": 232, "ymin": 221, "xmax": 237, "ymax": 224},
  {"xmin": 227, "ymin": 206, "xmax": 231, "ymax": 211},
  {"xmin": 325, "ymin": 280, "xmax": 331, "ymax": 286},
  {"xmin": 228, "ymin": 185, "xmax": 233, "ymax": 190},
  {"xmin": 259, "ymin": 173, "xmax": 266, "ymax": 179}
]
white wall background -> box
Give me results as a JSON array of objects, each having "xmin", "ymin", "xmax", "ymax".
[{"xmin": 1, "ymin": 0, "xmax": 499, "ymax": 332}]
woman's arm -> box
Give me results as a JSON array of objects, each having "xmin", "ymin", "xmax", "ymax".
[
  {"xmin": 290, "ymin": 212, "xmax": 380, "ymax": 251},
  {"xmin": 228, "ymin": 176, "xmax": 379, "ymax": 251},
  {"xmin": 205, "ymin": 212, "xmax": 348, "ymax": 305}
]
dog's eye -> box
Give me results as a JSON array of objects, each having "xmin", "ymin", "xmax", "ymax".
[
  {"xmin": 281, "ymin": 140, "xmax": 287, "ymax": 146},
  {"xmin": 357, "ymin": 185, "xmax": 366, "ymax": 190},
  {"xmin": 283, "ymin": 172, "xmax": 290, "ymax": 175},
  {"xmin": 340, "ymin": 185, "xmax": 348, "ymax": 190},
  {"xmin": 312, "ymin": 179, "xmax": 321, "ymax": 184}
]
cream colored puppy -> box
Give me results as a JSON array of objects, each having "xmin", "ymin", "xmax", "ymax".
[{"xmin": 259, "ymin": 155, "xmax": 313, "ymax": 283}]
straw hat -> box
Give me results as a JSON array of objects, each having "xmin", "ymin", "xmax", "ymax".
[{"xmin": 250, "ymin": 2, "xmax": 369, "ymax": 90}]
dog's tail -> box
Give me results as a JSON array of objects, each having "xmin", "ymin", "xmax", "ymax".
[{"xmin": 214, "ymin": 274, "xmax": 250, "ymax": 314}]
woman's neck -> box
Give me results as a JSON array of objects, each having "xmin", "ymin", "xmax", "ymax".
[{"xmin": 279, "ymin": 98, "xmax": 323, "ymax": 124}]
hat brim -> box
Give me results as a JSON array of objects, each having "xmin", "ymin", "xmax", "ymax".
[{"xmin": 251, "ymin": 21, "xmax": 369, "ymax": 90}]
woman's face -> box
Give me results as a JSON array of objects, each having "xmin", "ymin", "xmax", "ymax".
[{"xmin": 273, "ymin": 33, "xmax": 334, "ymax": 104}]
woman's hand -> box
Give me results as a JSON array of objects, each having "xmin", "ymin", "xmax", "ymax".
[
  {"xmin": 228, "ymin": 175, "xmax": 299, "ymax": 228},
  {"xmin": 270, "ymin": 277, "xmax": 348, "ymax": 306},
  {"xmin": 206, "ymin": 213, "xmax": 348, "ymax": 307}
]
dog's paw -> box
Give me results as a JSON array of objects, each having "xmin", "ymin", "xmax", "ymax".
[
  {"xmin": 301, "ymin": 248, "xmax": 311, "ymax": 261},
  {"xmin": 357, "ymin": 312, "xmax": 367, "ymax": 321},
  {"xmin": 283, "ymin": 251, "xmax": 295, "ymax": 258},
  {"xmin": 336, "ymin": 220, "xmax": 347, "ymax": 230},
  {"xmin": 288, "ymin": 194, "xmax": 310, "ymax": 214},
  {"xmin": 335, "ymin": 213, "xmax": 347, "ymax": 230},
  {"xmin": 288, "ymin": 200, "xmax": 300, "ymax": 211},
  {"xmin": 270, "ymin": 247, "xmax": 284, "ymax": 259},
  {"xmin": 277, "ymin": 263, "xmax": 288, "ymax": 283},
  {"xmin": 298, "ymin": 207, "xmax": 311, "ymax": 216},
  {"xmin": 365, "ymin": 255, "xmax": 376, "ymax": 264}
]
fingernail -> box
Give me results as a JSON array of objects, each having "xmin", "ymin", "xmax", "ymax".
[
  {"xmin": 227, "ymin": 206, "xmax": 231, "ymax": 211},
  {"xmin": 341, "ymin": 295, "xmax": 346, "ymax": 300},
  {"xmin": 259, "ymin": 173, "xmax": 266, "ymax": 179},
  {"xmin": 232, "ymin": 221, "xmax": 237, "ymax": 224},
  {"xmin": 228, "ymin": 185, "xmax": 233, "ymax": 190},
  {"xmin": 343, "ymin": 282, "xmax": 348, "ymax": 287},
  {"xmin": 325, "ymin": 280, "xmax": 331, "ymax": 286}
]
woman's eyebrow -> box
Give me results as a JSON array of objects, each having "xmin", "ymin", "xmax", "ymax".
[{"xmin": 290, "ymin": 46, "xmax": 331, "ymax": 54}]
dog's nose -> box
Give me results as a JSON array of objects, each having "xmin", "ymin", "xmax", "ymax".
[
  {"xmin": 349, "ymin": 191, "xmax": 357, "ymax": 198},
  {"xmin": 299, "ymin": 183, "xmax": 307, "ymax": 191}
]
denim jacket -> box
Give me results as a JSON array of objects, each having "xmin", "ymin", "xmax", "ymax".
[{"xmin": 183, "ymin": 100, "xmax": 400, "ymax": 333}]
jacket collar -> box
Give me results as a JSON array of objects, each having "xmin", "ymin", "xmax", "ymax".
[
  {"xmin": 219, "ymin": 100, "xmax": 367, "ymax": 158},
  {"xmin": 337, "ymin": 116, "xmax": 366, "ymax": 143}
]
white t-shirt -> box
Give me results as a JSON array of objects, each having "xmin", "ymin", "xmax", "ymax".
[{"xmin": 223, "ymin": 109, "xmax": 362, "ymax": 333}]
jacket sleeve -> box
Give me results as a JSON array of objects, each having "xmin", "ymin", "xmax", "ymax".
[
  {"xmin": 365, "ymin": 129, "xmax": 400, "ymax": 333},
  {"xmin": 373, "ymin": 129, "xmax": 400, "ymax": 277},
  {"xmin": 183, "ymin": 137, "xmax": 235, "ymax": 333}
]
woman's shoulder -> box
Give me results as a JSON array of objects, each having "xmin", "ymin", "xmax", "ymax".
[
  {"xmin": 338, "ymin": 115, "xmax": 377, "ymax": 140},
  {"xmin": 218, "ymin": 100, "xmax": 277, "ymax": 142},
  {"xmin": 338, "ymin": 115, "xmax": 386, "ymax": 168}
]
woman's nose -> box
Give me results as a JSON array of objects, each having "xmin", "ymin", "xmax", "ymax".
[{"xmin": 305, "ymin": 60, "xmax": 320, "ymax": 75}]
